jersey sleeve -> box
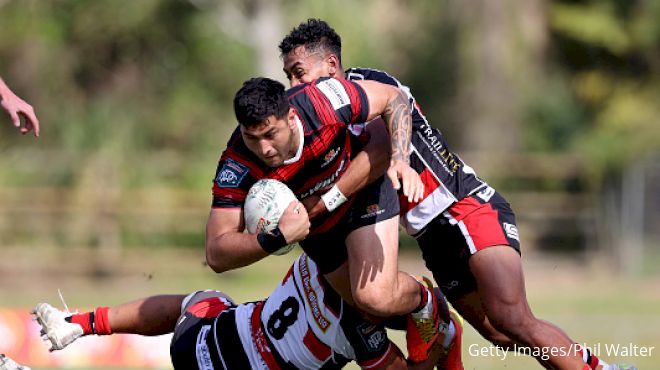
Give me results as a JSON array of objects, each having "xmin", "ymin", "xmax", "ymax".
[
  {"xmin": 211, "ymin": 154, "xmax": 253, "ymax": 209},
  {"xmin": 313, "ymin": 77, "xmax": 370, "ymax": 125}
]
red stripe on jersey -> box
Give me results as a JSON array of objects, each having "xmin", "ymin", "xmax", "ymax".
[
  {"xmin": 186, "ymin": 297, "xmax": 231, "ymax": 319},
  {"xmin": 339, "ymin": 79, "xmax": 366, "ymax": 122},
  {"xmin": 399, "ymin": 167, "xmax": 441, "ymax": 213},
  {"xmin": 251, "ymin": 302, "xmax": 281, "ymax": 370},
  {"xmin": 281, "ymin": 265, "xmax": 294, "ymax": 285},
  {"xmin": 358, "ymin": 342, "xmax": 395, "ymax": 369},
  {"xmin": 303, "ymin": 329, "xmax": 332, "ymax": 361}
]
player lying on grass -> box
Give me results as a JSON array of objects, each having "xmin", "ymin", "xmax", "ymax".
[{"xmin": 27, "ymin": 253, "xmax": 464, "ymax": 370}]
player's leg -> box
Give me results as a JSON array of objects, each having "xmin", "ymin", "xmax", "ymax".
[
  {"xmin": 33, "ymin": 294, "xmax": 188, "ymax": 351},
  {"xmin": 445, "ymin": 190, "xmax": 627, "ymax": 369},
  {"xmin": 345, "ymin": 216, "xmax": 421, "ymax": 316}
]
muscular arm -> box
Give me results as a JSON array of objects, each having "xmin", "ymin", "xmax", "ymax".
[
  {"xmin": 205, "ymin": 208, "xmax": 270, "ymax": 273},
  {"xmin": 356, "ymin": 80, "xmax": 412, "ymax": 164},
  {"xmin": 206, "ymin": 202, "xmax": 310, "ymax": 272}
]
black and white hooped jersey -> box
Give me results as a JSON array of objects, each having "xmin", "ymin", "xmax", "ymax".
[
  {"xmin": 231, "ymin": 254, "xmax": 395, "ymax": 369},
  {"xmin": 346, "ymin": 67, "xmax": 487, "ymax": 235}
]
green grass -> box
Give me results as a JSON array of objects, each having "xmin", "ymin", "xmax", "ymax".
[{"xmin": 1, "ymin": 247, "xmax": 659, "ymax": 369}]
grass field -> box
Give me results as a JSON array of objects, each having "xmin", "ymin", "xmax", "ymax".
[{"xmin": 1, "ymin": 245, "xmax": 658, "ymax": 369}]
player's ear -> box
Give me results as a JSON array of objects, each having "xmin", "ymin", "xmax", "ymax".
[
  {"xmin": 287, "ymin": 108, "xmax": 296, "ymax": 128},
  {"xmin": 327, "ymin": 54, "xmax": 340, "ymax": 76}
]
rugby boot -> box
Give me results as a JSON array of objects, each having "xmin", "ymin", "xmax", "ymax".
[
  {"xmin": 32, "ymin": 303, "xmax": 83, "ymax": 351},
  {"xmin": 0, "ymin": 354, "xmax": 31, "ymax": 370},
  {"xmin": 406, "ymin": 276, "xmax": 441, "ymax": 362}
]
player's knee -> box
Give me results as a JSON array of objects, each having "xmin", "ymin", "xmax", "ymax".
[
  {"xmin": 353, "ymin": 289, "xmax": 398, "ymax": 317},
  {"xmin": 489, "ymin": 307, "xmax": 537, "ymax": 339}
]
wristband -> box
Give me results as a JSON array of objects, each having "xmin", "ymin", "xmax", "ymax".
[
  {"xmin": 257, "ymin": 227, "xmax": 288, "ymax": 254},
  {"xmin": 321, "ymin": 184, "xmax": 347, "ymax": 212}
]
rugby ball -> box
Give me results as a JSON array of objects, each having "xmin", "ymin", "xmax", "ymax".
[{"xmin": 244, "ymin": 179, "xmax": 299, "ymax": 255}]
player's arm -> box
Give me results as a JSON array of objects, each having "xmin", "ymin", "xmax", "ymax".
[
  {"xmin": 0, "ymin": 77, "xmax": 40, "ymax": 137},
  {"xmin": 302, "ymin": 119, "xmax": 390, "ymax": 219},
  {"xmin": 355, "ymin": 79, "xmax": 423, "ymax": 202},
  {"xmin": 205, "ymin": 203, "xmax": 309, "ymax": 273}
]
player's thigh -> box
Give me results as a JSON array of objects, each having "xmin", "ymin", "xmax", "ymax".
[
  {"xmin": 469, "ymin": 246, "xmax": 531, "ymax": 320},
  {"xmin": 346, "ymin": 215, "xmax": 400, "ymax": 291},
  {"xmin": 344, "ymin": 174, "xmax": 401, "ymax": 291}
]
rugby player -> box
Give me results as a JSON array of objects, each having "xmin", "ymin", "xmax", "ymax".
[
  {"xmin": 30, "ymin": 253, "xmax": 463, "ymax": 370},
  {"xmin": 206, "ymin": 76, "xmax": 445, "ymax": 362},
  {"xmin": 277, "ymin": 18, "xmax": 636, "ymax": 370}
]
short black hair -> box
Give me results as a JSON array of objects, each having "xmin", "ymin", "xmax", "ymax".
[
  {"xmin": 233, "ymin": 77, "xmax": 290, "ymax": 128},
  {"xmin": 279, "ymin": 18, "xmax": 342, "ymax": 63}
]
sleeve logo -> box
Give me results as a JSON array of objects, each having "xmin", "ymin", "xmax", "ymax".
[
  {"xmin": 317, "ymin": 79, "xmax": 350, "ymax": 110},
  {"xmin": 215, "ymin": 159, "xmax": 249, "ymax": 188},
  {"xmin": 356, "ymin": 323, "xmax": 387, "ymax": 352}
]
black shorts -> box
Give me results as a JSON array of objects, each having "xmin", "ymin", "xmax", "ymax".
[
  {"xmin": 301, "ymin": 174, "xmax": 400, "ymax": 274},
  {"xmin": 416, "ymin": 188, "xmax": 521, "ymax": 301},
  {"xmin": 170, "ymin": 291, "xmax": 250, "ymax": 370}
]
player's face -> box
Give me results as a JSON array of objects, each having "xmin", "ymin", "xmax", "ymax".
[
  {"xmin": 241, "ymin": 110, "xmax": 298, "ymax": 168},
  {"xmin": 283, "ymin": 46, "xmax": 335, "ymax": 87}
]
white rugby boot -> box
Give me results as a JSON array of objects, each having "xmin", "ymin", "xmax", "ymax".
[
  {"xmin": 0, "ymin": 354, "xmax": 31, "ymax": 370},
  {"xmin": 32, "ymin": 302, "xmax": 83, "ymax": 351}
]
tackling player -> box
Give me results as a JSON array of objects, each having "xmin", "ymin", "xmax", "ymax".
[
  {"xmin": 277, "ymin": 19, "xmax": 637, "ymax": 370},
  {"xmin": 27, "ymin": 253, "xmax": 463, "ymax": 370}
]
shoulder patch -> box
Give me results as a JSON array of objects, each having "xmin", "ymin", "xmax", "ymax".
[
  {"xmin": 215, "ymin": 159, "xmax": 249, "ymax": 188},
  {"xmin": 356, "ymin": 322, "xmax": 388, "ymax": 352},
  {"xmin": 317, "ymin": 79, "xmax": 350, "ymax": 110}
]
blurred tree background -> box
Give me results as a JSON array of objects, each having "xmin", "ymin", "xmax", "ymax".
[{"xmin": 1, "ymin": 0, "xmax": 658, "ymax": 275}]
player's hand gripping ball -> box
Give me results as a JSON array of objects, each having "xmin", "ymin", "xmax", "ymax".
[{"xmin": 244, "ymin": 179, "xmax": 299, "ymax": 255}]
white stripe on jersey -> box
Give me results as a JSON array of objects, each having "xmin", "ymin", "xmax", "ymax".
[{"xmin": 402, "ymin": 145, "xmax": 458, "ymax": 235}]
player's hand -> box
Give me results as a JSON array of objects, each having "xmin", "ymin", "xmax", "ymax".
[
  {"xmin": 387, "ymin": 159, "xmax": 424, "ymax": 203},
  {"xmin": 277, "ymin": 201, "xmax": 310, "ymax": 243},
  {"xmin": 301, "ymin": 195, "xmax": 326, "ymax": 220},
  {"xmin": 1, "ymin": 89, "xmax": 40, "ymax": 137}
]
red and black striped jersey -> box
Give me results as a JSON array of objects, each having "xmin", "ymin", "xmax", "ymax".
[
  {"xmin": 346, "ymin": 67, "xmax": 487, "ymax": 235},
  {"xmin": 211, "ymin": 77, "xmax": 370, "ymax": 234}
]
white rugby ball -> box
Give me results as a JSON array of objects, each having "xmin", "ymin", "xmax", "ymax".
[{"xmin": 244, "ymin": 179, "xmax": 299, "ymax": 255}]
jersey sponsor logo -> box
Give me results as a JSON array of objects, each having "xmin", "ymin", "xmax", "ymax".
[
  {"xmin": 360, "ymin": 204, "xmax": 385, "ymax": 219},
  {"xmin": 299, "ymin": 257, "xmax": 331, "ymax": 332},
  {"xmin": 476, "ymin": 186, "xmax": 495, "ymax": 202},
  {"xmin": 317, "ymin": 79, "xmax": 350, "ymax": 110},
  {"xmin": 356, "ymin": 323, "xmax": 387, "ymax": 352},
  {"xmin": 196, "ymin": 325, "xmax": 214, "ymax": 370},
  {"xmin": 321, "ymin": 147, "xmax": 340, "ymax": 168},
  {"xmin": 503, "ymin": 222, "xmax": 519, "ymax": 241},
  {"xmin": 298, "ymin": 159, "xmax": 346, "ymax": 199},
  {"xmin": 215, "ymin": 159, "xmax": 249, "ymax": 188},
  {"xmin": 417, "ymin": 123, "xmax": 461, "ymax": 173}
]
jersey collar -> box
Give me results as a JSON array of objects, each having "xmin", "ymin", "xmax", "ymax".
[{"xmin": 283, "ymin": 115, "xmax": 304, "ymax": 165}]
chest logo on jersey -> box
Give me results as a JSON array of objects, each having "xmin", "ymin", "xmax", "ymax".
[
  {"xmin": 356, "ymin": 323, "xmax": 387, "ymax": 352},
  {"xmin": 321, "ymin": 147, "xmax": 341, "ymax": 168},
  {"xmin": 215, "ymin": 159, "xmax": 248, "ymax": 188},
  {"xmin": 317, "ymin": 79, "xmax": 350, "ymax": 110}
]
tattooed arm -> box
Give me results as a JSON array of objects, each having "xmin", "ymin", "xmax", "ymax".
[{"xmin": 355, "ymin": 80, "xmax": 423, "ymax": 202}]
